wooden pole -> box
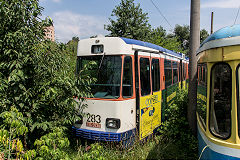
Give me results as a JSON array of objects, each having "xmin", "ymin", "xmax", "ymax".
[{"xmin": 188, "ymin": 0, "xmax": 200, "ymax": 135}]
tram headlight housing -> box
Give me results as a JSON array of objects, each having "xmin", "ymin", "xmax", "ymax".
[{"xmin": 106, "ymin": 118, "xmax": 120, "ymax": 129}]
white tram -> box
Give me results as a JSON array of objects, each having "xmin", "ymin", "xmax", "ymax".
[{"xmin": 73, "ymin": 37, "xmax": 188, "ymax": 146}]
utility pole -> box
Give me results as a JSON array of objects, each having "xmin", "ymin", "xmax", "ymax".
[
  {"xmin": 211, "ymin": 12, "xmax": 214, "ymax": 34},
  {"xmin": 188, "ymin": 0, "xmax": 200, "ymax": 135}
]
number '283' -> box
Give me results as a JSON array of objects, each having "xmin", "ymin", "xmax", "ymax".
[{"xmin": 86, "ymin": 113, "xmax": 101, "ymax": 123}]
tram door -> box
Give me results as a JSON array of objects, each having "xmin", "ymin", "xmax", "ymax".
[{"xmin": 138, "ymin": 52, "xmax": 161, "ymax": 140}]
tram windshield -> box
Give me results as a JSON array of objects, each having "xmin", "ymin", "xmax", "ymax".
[{"xmin": 77, "ymin": 55, "xmax": 122, "ymax": 99}]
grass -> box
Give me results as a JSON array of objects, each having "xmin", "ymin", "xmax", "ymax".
[{"xmin": 68, "ymin": 134, "xmax": 198, "ymax": 160}]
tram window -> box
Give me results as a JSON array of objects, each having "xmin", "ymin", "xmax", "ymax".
[
  {"xmin": 182, "ymin": 63, "xmax": 185, "ymax": 81},
  {"xmin": 78, "ymin": 55, "xmax": 122, "ymax": 99},
  {"xmin": 178, "ymin": 62, "xmax": 181, "ymax": 82},
  {"xmin": 182, "ymin": 63, "xmax": 187, "ymax": 80},
  {"xmin": 152, "ymin": 59, "xmax": 160, "ymax": 92},
  {"xmin": 140, "ymin": 58, "xmax": 151, "ymax": 96},
  {"xmin": 238, "ymin": 65, "xmax": 240, "ymax": 138},
  {"xmin": 209, "ymin": 63, "xmax": 231, "ymax": 139},
  {"xmin": 164, "ymin": 59, "xmax": 172, "ymax": 87},
  {"xmin": 198, "ymin": 66, "xmax": 202, "ymax": 81},
  {"xmin": 172, "ymin": 61, "xmax": 178, "ymax": 84},
  {"xmin": 122, "ymin": 56, "xmax": 133, "ymax": 98},
  {"xmin": 186, "ymin": 63, "xmax": 188, "ymax": 79},
  {"xmin": 202, "ymin": 67, "xmax": 206, "ymax": 83},
  {"xmin": 197, "ymin": 64, "xmax": 207, "ymax": 129}
]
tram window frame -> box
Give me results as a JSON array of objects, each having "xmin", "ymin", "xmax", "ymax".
[
  {"xmin": 152, "ymin": 58, "xmax": 160, "ymax": 92},
  {"xmin": 140, "ymin": 57, "xmax": 151, "ymax": 96},
  {"xmin": 164, "ymin": 59, "xmax": 172, "ymax": 87},
  {"xmin": 172, "ymin": 61, "xmax": 178, "ymax": 84},
  {"xmin": 237, "ymin": 65, "xmax": 240, "ymax": 138},
  {"xmin": 122, "ymin": 56, "xmax": 133, "ymax": 98},
  {"xmin": 209, "ymin": 63, "xmax": 232, "ymax": 140}
]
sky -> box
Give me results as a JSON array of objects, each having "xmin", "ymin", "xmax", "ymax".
[{"xmin": 39, "ymin": 0, "xmax": 240, "ymax": 43}]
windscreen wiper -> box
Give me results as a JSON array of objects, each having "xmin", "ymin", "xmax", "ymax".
[{"xmin": 97, "ymin": 52, "xmax": 105, "ymax": 74}]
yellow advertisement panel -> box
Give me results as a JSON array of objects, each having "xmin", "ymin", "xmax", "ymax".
[
  {"xmin": 139, "ymin": 91, "xmax": 162, "ymax": 140},
  {"xmin": 182, "ymin": 80, "xmax": 186, "ymax": 89}
]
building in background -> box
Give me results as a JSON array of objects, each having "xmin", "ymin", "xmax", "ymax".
[{"xmin": 44, "ymin": 25, "xmax": 55, "ymax": 41}]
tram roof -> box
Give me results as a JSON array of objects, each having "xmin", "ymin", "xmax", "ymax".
[
  {"xmin": 197, "ymin": 24, "xmax": 240, "ymax": 54},
  {"xmin": 120, "ymin": 37, "xmax": 183, "ymax": 58},
  {"xmin": 78, "ymin": 37, "xmax": 187, "ymax": 60}
]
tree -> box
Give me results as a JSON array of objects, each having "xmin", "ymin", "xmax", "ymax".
[
  {"xmin": 0, "ymin": 0, "xmax": 93, "ymax": 156},
  {"xmin": 105, "ymin": 0, "xmax": 151, "ymax": 41},
  {"xmin": 200, "ymin": 29, "xmax": 209, "ymax": 44},
  {"xmin": 173, "ymin": 25, "xmax": 209, "ymax": 55},
  {"xmin": 72, "ymin": 36, "xmax": 79, "ymax": 41},
  {"xmin": 174, "ymin": 25, "xmax": 190, "ymax": 54},
  {"xmin": 150, "ymin": 26, "xmax": 183, "ymax": 53}
]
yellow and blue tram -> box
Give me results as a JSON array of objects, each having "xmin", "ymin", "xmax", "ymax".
[
  {"xmin": 197, "ymin": 24, "xmax": 240, "ymax": 159},
  {"xmin": 72, "ymin": 37, "xmax": 189, "ymax": 146}
]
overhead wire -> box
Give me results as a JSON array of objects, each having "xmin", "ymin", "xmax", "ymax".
[
  {"xmin": 234, "ymin": 5, "xmax": 240, "ymax": 25},
  {"xmin": 150, "ymin": 0, "xmax": 173, "ymax": 30}
]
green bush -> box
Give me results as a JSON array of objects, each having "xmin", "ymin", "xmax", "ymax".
[
  {"xmin": 34, "ymin": 127, "xmax": 70, "ymax": 160},
  {"xmin": 81, "ymin": 143, "xmax": 105, "ymax": 160},
  {"xmin": 0, "ymin": 107, "xmax": 36, "ymax": 160},
  {"xmin": 160, "ymin": 89, "xmax": 198, "ymax": 156}
]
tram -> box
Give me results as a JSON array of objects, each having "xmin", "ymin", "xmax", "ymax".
[
  {"xmin": 72, "ymin": 37, "xmax": 189, "ymax": 146},
  {"xmin": 197, "ymin": 24, "xmax": 240, "ymax": 159}
]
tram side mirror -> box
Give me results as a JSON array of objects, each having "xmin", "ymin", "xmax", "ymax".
[{"xmin": 91, "ymin": 45, "xmax": 104, "ymax": 54}]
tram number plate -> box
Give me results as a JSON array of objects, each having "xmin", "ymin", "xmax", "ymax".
[
  {"xmin": 86, "ymin": 122, "xmax": 101, "ymax": 128},
  {"xmin": 86, "ymin": 113, "xmax": 101, "ymax": 128}
]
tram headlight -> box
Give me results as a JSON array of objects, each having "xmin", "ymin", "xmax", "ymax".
[{"xmin": 106, "ymin": 118, "xmax": 120, "ymax": 129}]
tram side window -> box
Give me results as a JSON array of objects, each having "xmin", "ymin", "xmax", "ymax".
[
  {"xmin": 164, "ymin": 59, "xmax": 172, "ymax": 87},
  {"xmin": 182, "ymin": 63, "xmax": 186, "ymax": 80},
  {"xmin": 238, "ymin": 65, "xmax": 240, "ymax": 137},
  {"xmin": 198, "ymin": 66, "xmax": 202, "ymax": 82},
  {"xmin": 172, "ymin": 61, "xmax": 178, "ymax": 84},
  {"xmin": 122, "ymin": 56, "xmax": 133, "ymax": 98},
  {"xmin": 202, "ymin": 67, "xmax": 206, "ymax": 83},
  {"xmin": 185, "ymin": 63, "xmax": 188, "ymax": 79},
  {"xmin": 183, "ymin": 63, "xmax": 187, "ymax": 80},
  {"xmin": 197, "ymin": 64, "xmax": 207, "ymax": 129},
  {"xmin": 178, "ymin": 62, "xmax": 181, "ymax": 82},
  {"xmin": 210, "ymin": 63, "xmax": 231, "ymax": 139},
  {"xmin": 152, "ymin": 59, "xmax": 160, "ymax": 92},
  {"xmin": 140, "ymin": 58, "xmax": 151, "ymax": 96}
]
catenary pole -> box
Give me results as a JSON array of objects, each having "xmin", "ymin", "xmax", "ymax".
[
  {"xmin": 211, "ymin": 12, "xmax": 214, "ymax": 34},
  {"xmin": 188, "ymin": 0, "xmax": 200, "ymax": 135}
]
